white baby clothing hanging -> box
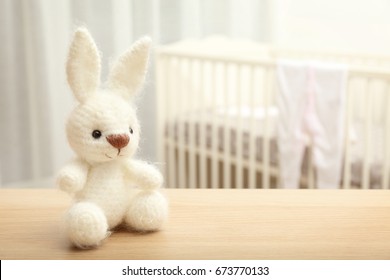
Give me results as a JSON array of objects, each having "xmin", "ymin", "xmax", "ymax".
[{"xmin": 276, "ymin": 60, "xmax": 348, "ymax": 188}]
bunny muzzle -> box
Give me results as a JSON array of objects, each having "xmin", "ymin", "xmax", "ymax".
[{"xmin": 106, "ymin": 134, "xmax": 130, "ymax": 153}]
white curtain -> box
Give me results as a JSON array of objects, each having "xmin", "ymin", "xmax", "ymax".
[{"xmin": 0, "ymin": 0, "xmax": 268, "ymax": 187}]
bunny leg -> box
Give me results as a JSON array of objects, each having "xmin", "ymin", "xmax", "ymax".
[
  {"xmin": 65, "ymin": 202, "xmax": 109, "ymax": 248},
  {"xmin": 124, "ymin": 191, "xmax": 168, "ymax": 232}
]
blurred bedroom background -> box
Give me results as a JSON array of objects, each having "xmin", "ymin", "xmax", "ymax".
[{"xmin": 1, "ymin": 0, "xmax": 390, "ymax": 188}]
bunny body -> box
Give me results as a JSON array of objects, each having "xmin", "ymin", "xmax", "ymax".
[
  {"xmin": 57, "ymin": 28, "xmax": 167, "ymax": 248},
  {"xmin": 76, "ymin": 160, "xmax": 131, "ymax": 228}
]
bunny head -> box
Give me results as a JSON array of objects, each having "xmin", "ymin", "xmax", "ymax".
[{"xmin": 65, "ymin": 28, "xmax": 151, "ymax": 164}]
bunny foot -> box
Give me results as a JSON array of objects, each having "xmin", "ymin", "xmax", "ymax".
[
  {"xmin": 65, "ymin": 202, "xmax": 109, "ymax": 248},
  {"xmin": 124, "ymin": 191, "xmax": 168, "ymax": 232}
]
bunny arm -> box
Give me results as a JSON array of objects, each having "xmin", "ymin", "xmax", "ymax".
[
  {"xmin": 123, "ymin": 159, "xmax": 163, "ymax": 190},
  {"xmin": 57, "ymin": 158, "xmax": 90, "ymax": 194}
]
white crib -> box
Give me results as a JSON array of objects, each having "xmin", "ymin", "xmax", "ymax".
[{"xmin": 155, "ymin": 37, "xmax": 390, "ymax": 189}]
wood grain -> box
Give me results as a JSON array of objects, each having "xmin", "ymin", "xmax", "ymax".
[{"xmin": 0, "ymin": 188, "xmax": 389, "ymax": 259}]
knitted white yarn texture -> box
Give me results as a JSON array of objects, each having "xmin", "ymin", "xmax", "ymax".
[{"xmin": 57, "ymin": 27, "xmax": 168, "ymax": 249}]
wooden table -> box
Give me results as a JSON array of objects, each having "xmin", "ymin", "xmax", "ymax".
[{"xmin": 0, "ymin": 188, "xmax": 389, "ymax": 259}]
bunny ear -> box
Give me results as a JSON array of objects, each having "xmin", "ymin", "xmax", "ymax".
[
  {"xmin": 66, "ymin": 28, "xmax": 101, "ymax": 103},
  {"xmin": 107, "ymin": 36, "xmax": 151, "ymax": 100}
]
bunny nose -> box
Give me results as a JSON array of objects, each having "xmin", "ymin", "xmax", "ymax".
[{"xmin": 106, "ymin": 134, "xmax": 130, "ymax": 149}]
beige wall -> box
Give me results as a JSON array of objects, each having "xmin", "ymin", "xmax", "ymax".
[{"xmin": 270, "ymin": 0, "xmax": 390, "ymax": 55}]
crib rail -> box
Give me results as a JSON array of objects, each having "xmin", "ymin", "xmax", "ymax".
[{"xmin": 156, "ymin": 49, "xmax": 390, "ymax": 189}]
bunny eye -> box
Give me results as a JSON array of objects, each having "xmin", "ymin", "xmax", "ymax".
[
  {"xmin": 129, "ymin": 127, "xmax": 133, "ymax": 134},
  {"xmin": 92, "ymin": 130, "xmax": 102, "ymax": 139}
]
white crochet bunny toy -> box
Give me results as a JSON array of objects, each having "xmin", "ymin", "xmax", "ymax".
[{"xmin": 57, "ymin": 28, "xmax": 168, "ymax": 248}]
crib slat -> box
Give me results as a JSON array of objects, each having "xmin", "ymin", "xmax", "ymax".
[
  {"xmin": 156, "ymin": 54, "xmax": 167, "ymax": 186},
  {"xmin": 382, "ymin": 82, "xmax": 390, "ymax": 189},
  {"xmin": 342, "ymin": 79, "xmax": 354, "ymax": 190},
  {"xmin": 262, "ymin": 68, "xmax": 271, "ymax": 189},
  {"xmin": 235, "ymin": 64, "xmax": 244, "ymax": 189},
  {"xmin": 211, "ymin": 62, "xmax": 219, "ymax": 189},
  {"xmin": 187, "ymin": 59, "xmax": 197, "ymax": 189},
  {"xmin": 167, "ymin": 56, "xmax": 177, "ymax": 189},
  {"xmin": 223, "ymin": 63, "xmax": 231, "ymax": 189},
  {"xmin": 248, "ymin": 66, "xmax": 257, "ymax": 188},
  {"xmin": 199, "ymin": 61, "xmax": 207, "ymax": 189},
  {"xmin": 362, "ymin": 79, "xmax": 373, "ymax": 189},
  {"xmin": 177, "ymin": 58, "xmax": 186, "ymax": 188}
]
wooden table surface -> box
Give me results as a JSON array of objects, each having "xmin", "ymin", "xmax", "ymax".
[{"xmin": 0, "ymin": 188, "xmax": 389, "ymax": 260}]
